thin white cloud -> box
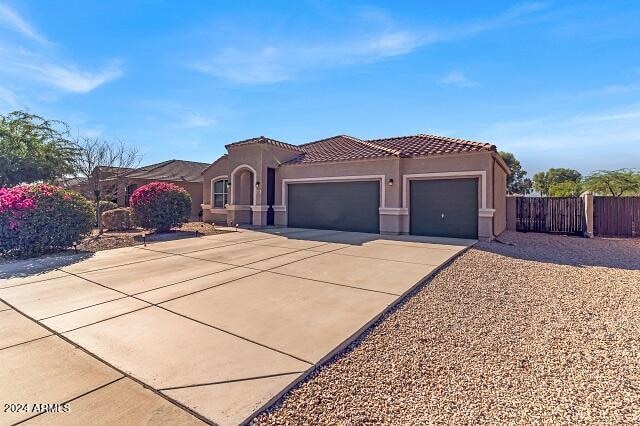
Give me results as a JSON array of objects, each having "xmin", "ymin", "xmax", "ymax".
[
  {"xmin": 440, "ymin": 71, "xmax": 478, "ymax": 87},
  {"xmin": 0, "ymin": 3, "xmax": 48, "ymax": 44},
  {"xmin": 0, "ymin": 84, "xmax": 18, "ymax": 109},
  {"xmin": 184, "ymin": 113, "xmax": 217, "ymax": 128},
  {"xmin": 485, "ymin": 104, "xmax": 640, "ymax": 172},
  {"xmin": 191, "ymin": 2, "xmax": 548, "ymax": 84},
  {"xmin": 34, "ymin": 63, "xmax": 123, "ymax": 93},
  {"xmin": 0, "ymin": 5, "xmax": 122, "ymax": 95},
  {"xmin": 492, "ymin": 105, "xmax": 640, "ymax": 147}
]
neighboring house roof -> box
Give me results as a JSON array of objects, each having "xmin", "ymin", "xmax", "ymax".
[
  {"xmin": 225, "ymin": 136, "xmax": 304, "ymax": 152},
  {"xmin": 57, "ymin": 176, "xmax": 87, "ymax": 188},
  {"xmin": 283, "ymin": 134, "xmax": 496, "ymax": 165},
  {"xmin": 125, "ymin": 159, "xmax": 210, "ymax": 183},
  {"xmin": 95, "ymin": 166, "xmax": 136, "ymax": 175}
]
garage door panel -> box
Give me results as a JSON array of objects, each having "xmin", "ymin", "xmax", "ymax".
[
  {"xmin": 410, "ymin": 179, "xmax": 478, "ymax": 239},
  {"xmin": 288, "ymin": 182, "xmax": 379, "ymax": 233}
]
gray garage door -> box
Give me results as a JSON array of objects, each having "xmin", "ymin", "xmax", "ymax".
[
  {"xmin": 410, "ymin": 178, "xmax": 478, "ymax": 239},
  {"xmin": 288, "ymin": 181, "xmax": 379, "ymax": 233}
]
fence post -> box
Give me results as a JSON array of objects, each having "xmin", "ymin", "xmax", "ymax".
[
  {"xmin": 582, "ymin": 191, "xmax": 594, "ymax": 238},
  {"xmin": 506, "ymin": 195, "xmax": 517, "ymax": 230}
]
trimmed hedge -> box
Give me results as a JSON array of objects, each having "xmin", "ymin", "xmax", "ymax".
[
  {"xmin": 0, "ymin": 184, "xmax": 95, "ymax": 257},
  {"xmin": 129, "ymin": 181, "xmax": 191, "ymax": 232},
  {"xmin": 102, "ymin": 207, "xmax": 134, "ymax": 231},
  {"xmin": 98, "ymin": 200, "xmax": 118, "ymax": 214}
]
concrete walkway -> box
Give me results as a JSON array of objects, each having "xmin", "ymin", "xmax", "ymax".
[{"xmin": 0, "ymin": 228, "xmax": 473, "ymax": 425}]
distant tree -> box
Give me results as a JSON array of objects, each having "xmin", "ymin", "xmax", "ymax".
[
  {"xmin": 499, "ymin": 151, "xmax": 532, "ymax": 194},
  {"xmin": 72, "ymin": 137, "xmax": 141, "ymax": 231},
  {"xmin": 548, "ymin": 180, "xmax": 583, "ymax": 197},
  {"xmin": 583, "ymin": 169, "xmax": 640, "ymax": 196},
  {"xmin": 532, "ymin": 168, "xmax": 582, "ymax": 196},
  {"xmin": 0, "ymin": 111, "xmax": 78, "ymax": 187}
]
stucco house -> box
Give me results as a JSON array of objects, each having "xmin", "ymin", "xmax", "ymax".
[
  {"xmin": 201, "ymin": 134, "xmax": 510, "ymax": 239},
  {"xmin": 117, "ymin": 159, "xmax": 209, "ymax": 219}
]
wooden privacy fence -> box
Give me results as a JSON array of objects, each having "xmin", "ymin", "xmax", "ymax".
[
  {"xmin": 594, "ymin": 196, "xmax": 640, "ymax": 237},
  {"xmin": 516, "ymin": 197, "xmax": 586, "ymax": 235}
]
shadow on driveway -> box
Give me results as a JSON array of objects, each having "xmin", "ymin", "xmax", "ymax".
[{"xmin": 0, "ymin": 251, "xmax": 95, "ymax": 280}]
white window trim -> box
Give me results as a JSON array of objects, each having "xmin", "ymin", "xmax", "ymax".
[
  {"xmin": 281, "ymin": 175, "xmax": 386, "ymax": 208},
  {"xmin": 402, "ymin": 171, "xmax": 488, "ymax": 210},
  {"xmin": 230, "ymin": 164, "xmax": 258, "ymax": 205},
  {"xmin": 210, "ymin": 175, "xmax": 229, "ymax": 209}
]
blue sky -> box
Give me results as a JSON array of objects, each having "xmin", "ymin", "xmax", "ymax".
[{"xmin": 0, "ymin": 1, "xmax": 639, "ymax": 175}]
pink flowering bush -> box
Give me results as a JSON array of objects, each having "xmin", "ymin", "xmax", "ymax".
[
  {"xmin": 129, "ymin": 181, "xmax": 191, "ymax": 231},
  {"xmin": 0, "ymin": 184, "xmax": 94, "ymax": 257}
]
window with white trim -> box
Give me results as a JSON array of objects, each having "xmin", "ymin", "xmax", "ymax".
[{"xmin": 212, "ymin": 179, "xmax": 229, "ymax": 208}]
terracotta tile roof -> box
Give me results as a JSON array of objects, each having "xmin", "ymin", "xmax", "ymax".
[
  {"xmin": 283, "ymin": 134, "xmax": 495, "ymax": 165},
  {"xmin": 226, "ymin": 136, "xmax": 304, "ymax": 152},
  {"xmin": 125, "ymin": 159, "xmax": 210, "ymax": 183},
  {"xmin": 368, "ymin": 134, "xmax": 495, "ymax": 157},
  {"xmin": 293, "ymin": 135, "xmax": 392, "ymax": 163}
]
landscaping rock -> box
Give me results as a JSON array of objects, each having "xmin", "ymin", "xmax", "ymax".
[
  {"xmin": 253, "ymin": 231, "xmax": 640, "ymax": 424},
  {"xmin": 101, "ymin": 207, "xmax": 134, "ymax": 231}
]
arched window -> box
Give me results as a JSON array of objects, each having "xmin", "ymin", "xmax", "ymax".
[{"xmin": 212, "ymin": 179, "xmax": 229, "ymax": 208}]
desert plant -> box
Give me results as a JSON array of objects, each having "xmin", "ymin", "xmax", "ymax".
[
  {"xmin": 98, "ymin": 200, "xmax": 118, "ymax": 214},
  {"xmin": 129, "ymin": 181, "xmax": 191, "ymax": 232},
  {"xmin": 0, "ymin": 184, "xmax": 94, "ymax": 257},
  {"xmin": 101, "ymin": 207, "xmax": 134, "ymax": 231}
]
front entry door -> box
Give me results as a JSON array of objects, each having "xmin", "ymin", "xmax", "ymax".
[{"xmin": 266, "ymin": 168, "xmax": 275, "ymax": 225}]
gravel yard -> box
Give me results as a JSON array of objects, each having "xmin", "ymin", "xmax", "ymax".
[{"xmin": 254, "ymin": 231, "xmax": 640, "ymax": 425}]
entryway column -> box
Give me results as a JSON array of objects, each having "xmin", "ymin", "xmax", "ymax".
[{"xmin": 250, "ymin": 205, "xmax": 269, "ymax": 226}]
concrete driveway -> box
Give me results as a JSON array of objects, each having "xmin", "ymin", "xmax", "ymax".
[{"xmin": 0, "ymin": 228, "xmax": 473, "ymax": 425}]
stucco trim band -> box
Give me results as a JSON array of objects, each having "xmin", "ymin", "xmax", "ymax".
[{"xmin": 379, "ymin": 207, "xmax": 408, "ymax": 215}]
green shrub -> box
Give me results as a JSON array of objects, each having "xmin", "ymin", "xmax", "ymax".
[
  {"xmin": 129, "ymin": 181, "xmax": 191, "ymax": 232},
  {"xmin": 0, "ymin": 184, "xmax": 95, "ymax": 257},
  {"xmin": 102, "ymin": 207, "xmax": 134, "ymax": 231},
  {"xmin": 98, "ymin": 200, "xmax": 118, "ymax": 214}
]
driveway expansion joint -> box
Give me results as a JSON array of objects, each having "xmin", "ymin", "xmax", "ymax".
[
  {"xmin": 2, "ymin": 228, "xmax": 474, "ymax": 425},
  {"xmin": 14, "ymin": 376, "xmax": 127, "ymax": 425},
  {"xmin": 157, "ymin": 371, "xmax": 307, "ymax": 391},
  {"xmin": 1, "ymin": 300, "xmax": 214, "ymax": 425},
  {"xmin": 0, "ymin": 332, "xmax": 52, "ymax": 352}
]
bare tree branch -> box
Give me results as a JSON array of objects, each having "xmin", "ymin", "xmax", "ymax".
[{"xmin": 72, "ymin": 137, "xmax": 142, "ymax": 230}]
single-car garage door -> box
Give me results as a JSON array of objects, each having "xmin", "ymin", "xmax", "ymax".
[
  {"xmin": 410, "ymin": 178, "xmax": 478, "ymax": 239},
  {"xmin": 288, "ymin": 181, "xmax": 379, "ymax": 233}
]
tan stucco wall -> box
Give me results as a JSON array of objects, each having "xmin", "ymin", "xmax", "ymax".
[
  {"xmin": 493, "ymin": 159, "xmax": 508, "ymax": 236},
  {"xmin": 276, "ymin": 152, "xmax": 502, "ymax": 238},
  {"xmin": 118, "ymin": 178, "xmax": 203, "ymax": 220},
  {"xmin": 227, "ymin": 144, "xmax": 300, "ymax": 206},
  {"xmin": 200, "ymin": 143, "xmax": 509, "ymax": 238},
  {"xmin": 201, "ymin": 155, "xmax": 230, "ymax": 224},
  {"xmin": 276, "ymin": 157, "xmax": 399, "ymax": 207},
  {"xmin": 202, "ymin": 155, "xmax": 229, "ymax": 205}
]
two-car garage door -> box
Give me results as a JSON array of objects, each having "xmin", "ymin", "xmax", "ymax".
[
  {"xmin": 287, "ymin": 181, "xmax": 380, "ymax": 233},
  {"xmin": 286, "ymin": 178, "xmax": 478, "ymax": 238}
]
